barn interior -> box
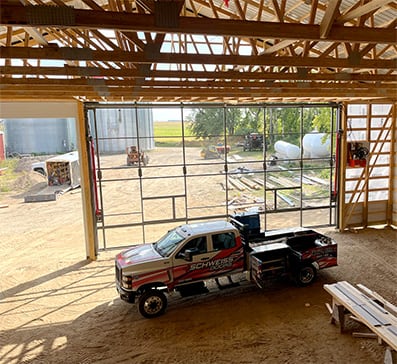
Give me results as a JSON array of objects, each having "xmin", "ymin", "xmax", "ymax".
[{"xmin": 0, "ymin": 0, "xmax": 396, "ymax": 363}]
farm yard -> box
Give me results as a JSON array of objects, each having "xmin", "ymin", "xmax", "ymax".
[
  {"xmin": 94, "ymin": 143, "xmax": 335, "ymax": 248},
  {"xmin": 152, "ymin": 120, "xmax": 333, "ymax": 209}
]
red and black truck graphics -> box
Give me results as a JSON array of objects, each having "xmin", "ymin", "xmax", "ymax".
[{"xmin": 115, "ymin": 213, "xmax": 337, "ymax": 318}]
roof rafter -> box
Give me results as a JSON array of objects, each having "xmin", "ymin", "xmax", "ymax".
[
  {"xmin": 2, "ymin": 66, "xmax": 395, "ymax": 82},
  {"xmin": 0, "ymin": 0, "xmax": 395, "ymax": 103},
  {"xmin": 337, "ymin": 0, "xmax": 393, "ymax": 24},
  {"xmin": 319, "ymin": 0, "xmax": 342, "ymax": 39},
  {"xmin": 1, "ymin": 85, "xmax": 393, "ymax": 98},
  {"xmin": 1, "ymin": 46, "xmax": 394, "ymax": 70},
  {"xmin": 1, "ymin": 4, "xmax": 395, "ymax": 44}
]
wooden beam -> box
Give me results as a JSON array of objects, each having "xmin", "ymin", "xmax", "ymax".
[
  {"xmin": 76, "ymin": 101, "xmax": 98, "ymax": 261},
  {"xmin": 1, "ymin": 85, "xmax": 395, "ymax": 98},
  {"xmin": 320, "ymin": 0, "xmax": 342, "ymax": 38},
  {"xmin": 337, "ymin": 0, "xmax": 393, "ymax": 24},
  {"xmin": 0, "ymin": 93, "xmax": 391, "ymax": 103},
  {"xmin": 23, "ymin": 27, "xmax": 49, "ymax": 46},
  {"xmin": 2, "ymin": 65, "xmax": 395, "ymax": 82},
  {"xmin": 0, "ymin": 4, "xmax": 395, "ymax": 44},
  {"xmin": 17, "ymin": 0, "xmax": 49, "ymax": 46},
  {"xmin": 262, "ymin": 39, "xmax": 297, "ymax": 55},
  {"xmin": 2, "ymin": 77, "xmax": 396, "ymax": 90},
  {"xmin": 1, "ymin": 46, "xmax": 395, "ymax": 70}
]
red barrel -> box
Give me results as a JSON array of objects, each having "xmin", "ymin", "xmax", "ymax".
[{"xmin": 0, "ymin": 132, "xmax": 5, "ymax": 161}]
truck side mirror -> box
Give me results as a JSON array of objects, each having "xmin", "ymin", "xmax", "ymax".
[{"xmin": 184, "ymin": 248, "xmax": 198, "ymax": 261}]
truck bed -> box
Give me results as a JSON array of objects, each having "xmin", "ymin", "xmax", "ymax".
[
  {"xmin": 250, "ymin": 230, "xmax": 336, "ymax": 262},
  {"xmin": 248, "ymin": 229, "xmax": 337, "ymax": 288}
]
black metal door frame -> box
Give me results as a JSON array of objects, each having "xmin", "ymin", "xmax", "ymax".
[{"xmin": 85, "ymin": 102, "xmax": 340, "ymax": 250}]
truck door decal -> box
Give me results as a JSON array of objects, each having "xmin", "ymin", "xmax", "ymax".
[
  {"xmin": 189, "ymin": 256, "xmax": 235, "ymax": 271},
  {"xmin": 169, "ymin": 233, "xmax": 244, "ymax": 288}
]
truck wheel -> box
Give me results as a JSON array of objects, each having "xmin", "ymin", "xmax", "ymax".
[
  {"xmin": 34, "ymin": 168, "xmax": 45, "ymax": 176},
  {"xmin": 296, "ymin": 264, "xmax": 317, "ymax": 286},
  {"xmin": 138, "ymin": 290, "xmax": 167, "ymax": 318}
]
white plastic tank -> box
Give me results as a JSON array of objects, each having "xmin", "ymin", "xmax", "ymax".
[
  {"xmin": 274, "ymin": 140, "xmax": 301, "ymax": 159},
  {"xmin": 303, "ymin": 132, "xmax": 331, "ymax": 158}
]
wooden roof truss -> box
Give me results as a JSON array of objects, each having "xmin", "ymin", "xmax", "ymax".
[{"xmin": 0, "ymin": 0, "xmax": 396, "ymax": 102}]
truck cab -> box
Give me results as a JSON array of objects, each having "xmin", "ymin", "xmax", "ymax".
[{"xmin": 115, "ymin": 220, "xmax": 244, "ymax": 318}]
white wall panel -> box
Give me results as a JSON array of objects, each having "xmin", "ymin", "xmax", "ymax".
[{"xmin": 0, "ymin": 101, "xmax": 78, "ymax": 119}]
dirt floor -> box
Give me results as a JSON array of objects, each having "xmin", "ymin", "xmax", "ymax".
[{"xmin": 0, "ymin": 156, "xmax": 396, "ymax": 364}]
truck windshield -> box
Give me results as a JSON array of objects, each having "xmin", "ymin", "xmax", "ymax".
[{"xmin": 155, "ymin": 229, "xmax": 185, "ymax": 257}]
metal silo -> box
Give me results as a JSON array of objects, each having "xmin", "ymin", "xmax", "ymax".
[
  {"xmin": 4, "ymin": 118, "xmax": 77, "ymax": 155},
  {"xmin": 92, "ymin": 107, "xmax": 154, "ymax": 154}
]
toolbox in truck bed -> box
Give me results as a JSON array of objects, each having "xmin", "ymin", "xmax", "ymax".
[{"xmin": 249, "ymin": 228, "xmax": 337, "ymax": 288}]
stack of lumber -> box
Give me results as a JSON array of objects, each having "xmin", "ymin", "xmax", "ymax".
[
  {"xmin": 252, "ymin": 178, "xmax": 277, "ymax": 189},
  {"xmin": 268, "ymin": 175, "xmax": 297, "ymax": 187},
  {"xmin": 228, "ymin": 177, "xmax": 246, "ymax": 191},
  {"xmin": 240, "ymin": 177, "xmax": 261, "ymax": 190}
]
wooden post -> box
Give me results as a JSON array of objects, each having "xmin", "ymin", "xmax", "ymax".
[
  {"xmin": 388, "ymin": 103, "xmax": 396, "ymax": 226},
  {"xmin": 338, "ymin": 103, "xmax": 347, "ymax": 230},
  {"xmin": 76, "ymin": 101, "xmax": 97, "ymax": 260}
]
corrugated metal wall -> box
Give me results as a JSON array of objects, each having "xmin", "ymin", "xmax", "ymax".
[
  {"xmin": 91, "ymin": 108, "xmax": 154, "ymax": 154},
  {"xmin": 4, "ymin": 118, "xmax": 76, "ymax": 155}
]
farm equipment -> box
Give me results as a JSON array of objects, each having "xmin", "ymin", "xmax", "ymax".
[
  {"xmin": 200, "ymin": 144, "xmax": 230, "ymax": 159},
  {"xmin": 243, "ymin": 133, "xmax": 264, "ymax": 151},
  {"xmin": 126, "ymin": 146, "xmax": 149, "ymax": 166}
]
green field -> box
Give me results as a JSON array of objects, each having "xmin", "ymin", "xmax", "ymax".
[
  {"xmin": 154, "ymin": 121, "xmax": 199, "ymax": 147},
  {"xmin": 0, "ymin": 158, "xmax": 18, "ymax": 193}
]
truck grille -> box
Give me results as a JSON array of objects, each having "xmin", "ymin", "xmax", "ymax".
[{"xmin": 115, "ymin": 263, "xmax": 121, "ymax": 282}]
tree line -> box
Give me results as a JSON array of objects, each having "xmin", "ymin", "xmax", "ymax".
[{"xmin": 188, "ymin": 106, "xmax": 334, "ymax": 147}]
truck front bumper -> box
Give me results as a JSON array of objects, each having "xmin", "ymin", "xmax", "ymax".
[{"xmin": 116, "ymin": 283, "xmax": 136, "ymax": 304}]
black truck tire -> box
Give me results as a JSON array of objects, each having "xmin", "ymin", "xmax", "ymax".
[
  {"xmin": 296, "ymin": 264, "xmax": 317, "ymax": 286},
  {"xmin": 34, "ymin": 167, "xmax": 45, "ymax": 176},
  {"xmin": 138, "ymin": 289, "xmax": 167, "ymax": 318}
]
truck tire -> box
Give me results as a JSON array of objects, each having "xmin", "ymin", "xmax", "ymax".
[
  {"xmin": 138, "ymin": 290, "xmax": 167, "ymax": 318},
  {"xmin": 296, "ymin": 264, "xmax": 317, "ymax": 286},
  {"xmin": 34, "ymin": 168, "xmax": 45, "ymax": 176}
]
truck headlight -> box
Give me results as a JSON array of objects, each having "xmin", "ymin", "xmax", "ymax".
[{"xmin": 121, "ymin": 275, "xmax": 133, "ymax": 289}]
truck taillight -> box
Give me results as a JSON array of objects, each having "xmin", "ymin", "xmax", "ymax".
[{"xmin": 121, "ymin": 275, "xmax": 133, "ymax": 289}]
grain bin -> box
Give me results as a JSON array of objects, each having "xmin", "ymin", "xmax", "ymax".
[
  {"xmin": 91, "ymin": 108, "xmax": 154, "ymax": 154},
  {"xmin": 4, "ymin": 118, "xmax": 76, "ymax": 155}
]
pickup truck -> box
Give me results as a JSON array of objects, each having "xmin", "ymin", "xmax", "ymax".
[
  {"xmin": 115, "ymin": 213, "xmax": 337, "ymax": 318},
  {"xmin": 31, "ymin": 161, "xmax": 46, "ymax": 176}
]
